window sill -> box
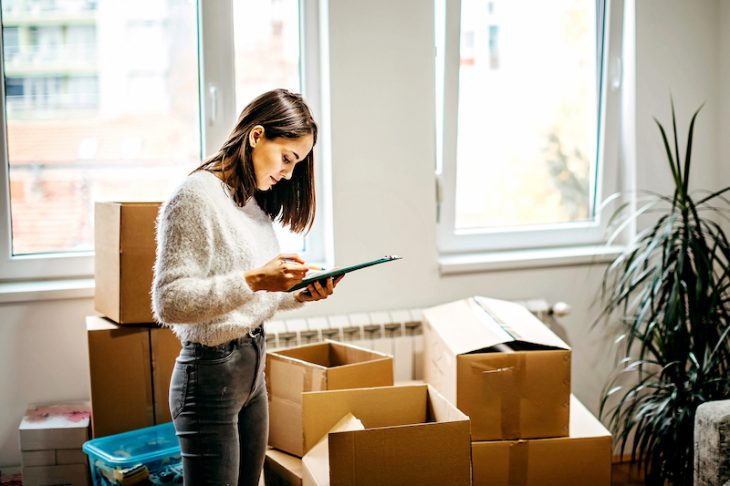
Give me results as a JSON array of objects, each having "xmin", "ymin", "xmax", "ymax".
[
  {"xmin": 438, "ymin": 245, "xmax": 625, "ymax": 275},
  {"xmin": 0, "ymin": 278, "xmax": 95, "ymax": 304}
]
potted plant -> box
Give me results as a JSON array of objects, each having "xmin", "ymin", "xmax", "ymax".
[{"xmin": 596, "ymin": 102, "xmax": 730, "ymax": 484}]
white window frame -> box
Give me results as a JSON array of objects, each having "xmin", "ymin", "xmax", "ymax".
[
  {"xmin": 435, "ymin": 0, "xmax": 624, "ymax": 255},
  {"xmin": 0, "ymin": 0, "xmax": 328, "ymax": 281}
]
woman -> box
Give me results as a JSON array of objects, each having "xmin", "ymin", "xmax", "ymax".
[{"xmin": 152, "ymin": 89, "xmax": 339, "ymax": 485}]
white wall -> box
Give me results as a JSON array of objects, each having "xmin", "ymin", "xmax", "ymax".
[
  {"xmin": 0, "ymin": 0, "xmax": 727, "ymax": 467},
  {"xmin": 721, "ymin": 1, "xmax": 730, "ymax": 195},
  {"xmin": 635, "ymin": 0, "xmax": 721, "ymax": 197}
]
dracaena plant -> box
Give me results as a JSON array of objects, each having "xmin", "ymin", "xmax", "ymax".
[{"xmin": 596, "ymin": 102, "xmax": 730, "ymax": 485}]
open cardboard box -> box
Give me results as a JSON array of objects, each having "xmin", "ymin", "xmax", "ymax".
[
  {"xmin": 299, "ymin": 384, "xmax": 471, "ymax": 485},
  {"xmin": 423, "ymin": 296, "xmax": 571, "ymax": 441},
  {"xmin": 471, "ymin": 395, "xmax": 612, "ymax": 485},
  {"xmin": 267, "ymin": 340, "xmax": 394, "ymax": 457},
  {"xmin": 264, "ymin": 449, "xmax": 304, "ymax": 486}
]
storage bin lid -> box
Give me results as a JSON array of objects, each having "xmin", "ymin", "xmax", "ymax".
[{"xmin": 82, "ymin": 422, "xmax": 179, "ymax": 466}]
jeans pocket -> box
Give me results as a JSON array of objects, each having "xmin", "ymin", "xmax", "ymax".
[
  {"xmin": 197, "ymin": 343, "xmax": 237, "ymax": 365},
  {"xmin": 170, "ymin": 363, "xmax": 190, "ymax": 420}
]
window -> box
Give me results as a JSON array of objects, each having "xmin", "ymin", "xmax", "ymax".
[
  {"xmin": 436, "ymin": 0, "xmax": 622, "ymax": 254},
  {"xmin": 0, "ymin": 0, "xmax": 325, "ymax": 280}
]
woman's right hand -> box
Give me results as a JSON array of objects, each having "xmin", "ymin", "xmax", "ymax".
[{"xmin": 244, "ymin": 254, "xmax": 309, "ymax": 292}]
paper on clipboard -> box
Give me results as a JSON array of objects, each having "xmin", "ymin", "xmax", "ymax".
[{"xmin": 287, "ymin": 255, "xmax": 402, "ymax": 292}]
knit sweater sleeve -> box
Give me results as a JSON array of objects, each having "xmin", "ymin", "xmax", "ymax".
[
  {"xmin": 277, "ymin": 291, "xmax": 305, "ymax": 311},
  {"xmin": 152, "ymin": 188, "xmax": 255, "ymax": 325}
]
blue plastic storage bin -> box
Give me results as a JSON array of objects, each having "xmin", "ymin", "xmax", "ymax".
[{"xmin": 82, "ymin": 422, "xmax": 182, "ymax": 485}]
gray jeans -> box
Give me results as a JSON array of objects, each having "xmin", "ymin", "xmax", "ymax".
[{"xmin": 169, "ymin": 327, "xmax": 267, "ymax": 486}]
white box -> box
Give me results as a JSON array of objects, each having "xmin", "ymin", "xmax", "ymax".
[{"xmin": 19, "ymin": 403, "xmax": 90, "ymax": 451}]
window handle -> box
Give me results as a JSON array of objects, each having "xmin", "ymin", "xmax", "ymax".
[
  {"xmin": 207, "ymin": 83, "xmax": 219, "ymax": 125},
  {"xmin": 610, "ymin": 57, "xmax": 622, "ymax": 91}
]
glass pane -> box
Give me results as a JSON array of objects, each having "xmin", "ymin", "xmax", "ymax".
[
  {"xmin": 232, "ymin": 0, "xmax": 304, "ymax": 254},
  {"xmin": 2, "ymin": 0, "xmax": 200, "ymax": 256},
  {"xmin": 455, "ymin": 0, "xmax": 599, "ymax": 230}
]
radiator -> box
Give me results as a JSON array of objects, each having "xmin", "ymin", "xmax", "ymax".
[{"xmin": 265, "ymin": 299, "xmax": 569, "ymax": 382}]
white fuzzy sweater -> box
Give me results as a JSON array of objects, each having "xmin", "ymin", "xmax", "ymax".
[{"xmin": 152, "ymin": 170, "xmax": 303, "ymax": 346}]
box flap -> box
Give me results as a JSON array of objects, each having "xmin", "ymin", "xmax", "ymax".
[
  {"xmin": 327, "ymin": 341, "xmax": 391, "ymax": 366},
  {"xmin": 569, "ymin": 395, "xmax": 611, "ymax": 439},
  {"xmin": 475, "ymin": 297, "xmax": 570, "ymax": 350},
  {"xmin": 272, "ymin": 340, "xmax": 391, "ymax": 369},
  {"xmin": 302, "ymin": 414, "xmax": 364, "ymax": 486},
  {"xmin": 272, "ymin": 342, "xmax": 331, "ymax": 369},
  {"xmin": 327, "ymin": 357, "xmax": 393, "ymax": 390},
  {"xmin": 301, "ymin": 385, "xmax": 427, "ymax": 455},
  {"xmin": 423, "ymin": 297, "xmax": 569, "ymax": 355},
  {"xmin": 328, "ymin": 420, "xmax": 471, "ymax": 485},
  {"xmin": 425, "ymin": 384, "xmax": 469, "ymax": 423}
]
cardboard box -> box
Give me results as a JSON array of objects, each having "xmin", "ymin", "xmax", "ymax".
[
  {"xmin": 423, "ymin": 296, "xmax": 571, "ymax": 441},
  {"xmin": 471, "ymin": 395, "xmax": 612, "ymax": 485},
  {"xmin": 94, "ymin": 201, "xmax": 160, "ymax": 324},
  {"xmin": 56, "ymin": 448, "xmax": 88, "ymax": 465},
  {"xmin": 19, "ymin": 402, "xmax": 90, "ymax": 451},
  {"xmin": 22, "ymin": 463, "xmax": 89, "ymax": 486},
  {"xmin": 86, "ymin": 316, "xmax": 181, "ymax": 437},
  {"xmin": 151, "ymin": 325, "xmax": 182, "ymax": 424},
  {"xmin": 302, "ymin": 414, "xmax": 364, "ymax": 486},
  {"xmin": 299, "ymin": 384, "xmax": 471, "ymax": 485},
  {"xmin": 87, "ymin": 316, "xmax": 154, "ymax": 437},
  {"xmin": 21, "ymin": 448, "xmax": 87, "ymax": 468},
  {"xmin": 267, "ymin": 340, "xmax": 394, "ymax": 457},
  {"xmin": 20, "ymin": 450, "xmax": 55, "ymax": 467},
  {"xmin": 265, "ymin": 449, "xmax": 304, "ymax": 486}
]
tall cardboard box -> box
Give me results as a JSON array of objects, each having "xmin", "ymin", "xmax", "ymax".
[
  {"xmin": 471, "ymin": 395, "xmax": 612, "ymax": 485},
  {"xmin": 94, "ymin": 201, "xmax": 160, "ymax": 324},
  {"xmin": 86, "ymin": 316, "xmax": 154, "ymax": 437},
  {"xmin": 86, "ymin": 316, "xmax": 180, "ymax": 437},
  {"xmin": 300, "ymin": 384, "xmax": 471, "ymax": 485},
  {"xmin": 423, "ymin": 296, "xmax": 571, "ymax": 441},
  {"xmin": 267, "ymin": 341, "xmax": 394, "ymax": 457}
]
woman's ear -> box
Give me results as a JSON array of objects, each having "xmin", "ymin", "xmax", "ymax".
[{"xmin": 249, "ymin": 125, "xmax": 265, "ymax": 148}]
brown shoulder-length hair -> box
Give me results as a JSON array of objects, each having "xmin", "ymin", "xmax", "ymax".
[{"xmin": 194, "ymin": 89, "xmax": 318, "ymax": 233}]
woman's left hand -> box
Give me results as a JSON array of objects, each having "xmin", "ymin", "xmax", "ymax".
[{"xmin": 295, "ymin": 275, "xmax": 344, "ymax": 302}]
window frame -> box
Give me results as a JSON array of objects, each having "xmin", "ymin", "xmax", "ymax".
[
  {"xmin": 0, "ymin": 0, "xmax": 327, "ymax": 281},
  {"xmin": 435, "ymin": 0, "xmax": 624, "ymax": 255}
]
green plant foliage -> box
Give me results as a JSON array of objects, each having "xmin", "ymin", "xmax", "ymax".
[{"xmin": 597, "ymin": 102, "xmax": 730, "ymax": 485}]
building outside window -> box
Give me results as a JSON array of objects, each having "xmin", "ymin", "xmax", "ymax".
[
  {"xmin": 0, "ymin": 0, "xmax": 322, "ymax": 280},
  {"xmin": 436, "ymin": 0, "xmax": 622, "ymax": 254}
]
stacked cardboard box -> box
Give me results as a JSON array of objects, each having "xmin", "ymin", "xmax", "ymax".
[
  {"xmin": 266, "ymin": 341, "xmax": 394, "ymax": 457},
  {"xmin": 264, "ymin": 340, "xmax": 472, "ymax": 485},
  {"xmin": 89, "ymin": 202, "xmax": 178, "ymax": 438},
  {"xmin": 423, "ymin": 296, "xmax": 612, "ymax": 485},
  {"xmin": 86, "ymin": 316, "xmax": 180, "ymax": 437},
  {"xmin": 94, "ymin": 201, "xmax": 160, "ymax": 325},
  {"xmin": 18, "ymin": 402, "xmax": 91, "ymax": 486}
]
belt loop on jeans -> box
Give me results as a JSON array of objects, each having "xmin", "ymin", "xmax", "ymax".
[{"xmin": 248, "ymin": 326, "xmax": 263, "ymax": 338}]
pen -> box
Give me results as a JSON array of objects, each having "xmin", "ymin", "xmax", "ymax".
[{"xmin": 282, "ymin": 258, "xmax": 325, "ymax": 271}]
